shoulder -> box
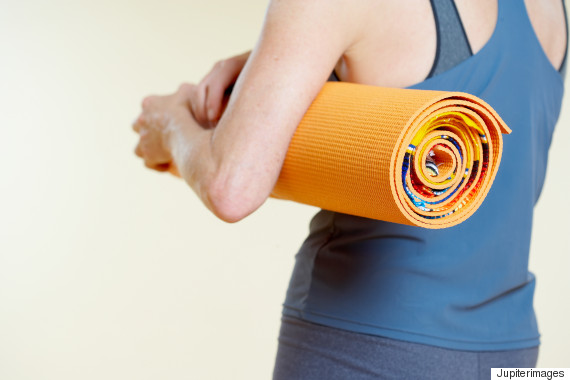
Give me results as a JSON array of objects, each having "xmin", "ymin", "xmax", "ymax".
[
  {"xmin": 524, "ymin": 0, "xmax": 567, "ymax": 70},
  {"xmin": 333, "ymin": 0, "xmax": 437, "ymax": 87}
]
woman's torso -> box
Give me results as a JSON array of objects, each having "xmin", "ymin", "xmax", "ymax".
[{"xmin": 282, "ymin": 0, "xmax": 567, "ymax": 351}]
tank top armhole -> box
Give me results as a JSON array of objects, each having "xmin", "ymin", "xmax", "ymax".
[
  {"xmin": 558, "ymin": 0, "xmax": 569, "ymax": 77},
  {"xmin": 329, "ymin": 70, "xmax": 340, "ymax": 82}
]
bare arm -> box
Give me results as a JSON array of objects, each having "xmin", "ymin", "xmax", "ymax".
[{"xmin": 135, "ymin": 0, "xmax": 365, "ymax": 222}]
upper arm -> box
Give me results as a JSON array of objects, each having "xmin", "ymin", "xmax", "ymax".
[{"xmin": 207, "ymin": 0, "xmax": 366, "ymax": 221}]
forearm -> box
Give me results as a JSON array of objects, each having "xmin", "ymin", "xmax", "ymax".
[
  {"xmin": 166, "ymin": 116, "xmax": 219, "ymax": 215},
  {"xmin": 167, "ymin": 114, "xmax": 269, "ymax": 223},
  {"xmin": 134, "ymin": 0, "xmax": 363, "ymax": 222}
]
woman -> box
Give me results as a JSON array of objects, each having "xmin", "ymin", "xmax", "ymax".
[{"xmin": 132, "ymin": 0, "xmax": 567, "ymax": 378}]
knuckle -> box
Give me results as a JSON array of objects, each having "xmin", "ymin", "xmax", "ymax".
[
  {"xmin": 178, "ymin": 82, "xmax": 193, "ymax": 94},
  {"xmin": 214, "ymin": 60, "xmax": 226, "ymax": 70},
  {"xmin": 142, "ymin": 95, "xmax": 156, "ymax": 109},
  {"xmin": 134, "ymin": 145, "xmax": 142, "ymax": 158}
]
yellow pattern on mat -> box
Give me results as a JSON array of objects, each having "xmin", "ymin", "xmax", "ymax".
[{"xmin": 271, "ymin": 82, "xmax": 511, "ymax": 229}]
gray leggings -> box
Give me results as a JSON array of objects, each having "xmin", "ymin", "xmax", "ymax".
[{"xmin": 273, "ymin": 316, "xmax": 538, "ymax": 380}]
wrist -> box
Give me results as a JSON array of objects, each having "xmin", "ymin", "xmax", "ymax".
[{"xmin": 167, "ymin": 115, "xmax": 214, "ymax": 184}]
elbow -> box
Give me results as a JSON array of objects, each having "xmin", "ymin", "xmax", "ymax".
[{"xmin": 205, "ymin": 176, "xmax": 266, "ymax": 223}]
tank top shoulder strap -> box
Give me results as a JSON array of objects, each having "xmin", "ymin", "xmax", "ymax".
[{"xmin": 426, "ymin": 0, "xmax": 473, "ymax": 78}]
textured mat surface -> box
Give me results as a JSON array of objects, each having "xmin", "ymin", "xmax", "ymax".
[{"xmin": 271, "ymin": 82, "xmax": 511, "ymax": 229}]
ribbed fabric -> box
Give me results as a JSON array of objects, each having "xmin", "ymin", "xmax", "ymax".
[
  {"xmin": 282, "ymin": 0, "xmax": 566, "ymax": 351},
  {"xmin": 428, "ymin": 0, "xmax": 473, "ymax": 77}
]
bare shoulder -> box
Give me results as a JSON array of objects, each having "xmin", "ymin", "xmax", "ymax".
[
  {"xmin": 334, "ymin": 0, "xmax": 437, "ymax": 88},
  {"xmin": 335, "ymin": 0, "xmax": 498, "ymax": 88},
  {"xmin": 336, "ymin": 0, "xmax": 567, "ymax": 88},
  {"xmin": 524, "ymin": 0, "xmax": 567, "ymax": 70}
]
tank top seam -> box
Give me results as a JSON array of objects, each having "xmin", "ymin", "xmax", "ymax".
[
  {"xmin": 292, "ymin": 308, "xmax": 541, "ymax": 345},
  {"xmin": 301, "ymin": 213, "xmax": 337, "ymax": 312}
]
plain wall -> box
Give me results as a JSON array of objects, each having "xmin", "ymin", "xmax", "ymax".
[{"xmin": 0, "ymin": 1, "xmax": 568, "ymax": 379}]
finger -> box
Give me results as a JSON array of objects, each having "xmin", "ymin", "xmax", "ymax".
[
  {"xmin": 204, "ymin": 84, "xmax": 214, "ymax": 127},
  {"xmin": 190, "ymin": 81, "xmax": 209, "ymax": 126},
  {"xmin": 199, "ymin": 60, "xmax": 230, "ymax": 123},
  {"xmin": 204, "ymin": 61, "xmax": 241, "ymax": 123},
  {"xmin": 176, "ymin": 83, "xmax": 203, "ymax": 123},
  {"xmin": 168, "ymin": 164, "xmax": 181, "ymax": 177},
  {"xmin": 144, "ymin": 160, "xmax": 171, "ymax": 172},
  {"xmin": 137, "ymin": 130, "xmax": 173, "ymax": 165},
  {"xmin": 132, "ymin": 114, "xmax": 145, "ymax": 132},
  {"xmin": 134, "ymin": 143, "xmax": 143, "ymax": 158},
  {"xmin": 177, "ymin": 82, "xmax": 195, "ymax": 100},
  {"xmin": 142, "ymin": 95, "xmax": 157, "ymax": 110},
  {"xmin": 140, "ymin": 147, "xmax": 172, "ymax": 167},
  {"xmin": 154, "ymin": 163, "xmax": 172, "ymax": 172}
]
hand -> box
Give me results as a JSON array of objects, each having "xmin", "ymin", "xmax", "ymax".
[
  {"xmin": 133, "ymin": 84, "xmax": 197, "ymax": 176},
  {"xmin": 190, "ymin": 51, "xmax": 250, "ymax": 127}
]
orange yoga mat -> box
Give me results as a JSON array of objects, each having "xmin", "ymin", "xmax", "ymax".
[{"xmin": 271, "ymin": 82, "xmax": 511, "ymax": 229}]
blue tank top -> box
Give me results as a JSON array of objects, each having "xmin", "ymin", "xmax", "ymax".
[{"xmin": 282, "ymin": 0, "xmax": 567, "ymax": 351}]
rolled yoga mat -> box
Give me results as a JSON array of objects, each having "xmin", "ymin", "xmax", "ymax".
[{"xmin": 271, "ymin": 82, "xmax": 511, "ymax": 229}]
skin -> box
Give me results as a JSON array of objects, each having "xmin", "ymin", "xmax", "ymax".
[{"xmin": 132, "ymin": 0, "xmax": 567, "ymax": 223}]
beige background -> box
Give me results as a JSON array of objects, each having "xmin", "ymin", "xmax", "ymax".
[{"xmin": 0, "ymin": 0, "xmax": 568, "ymax": 379}]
